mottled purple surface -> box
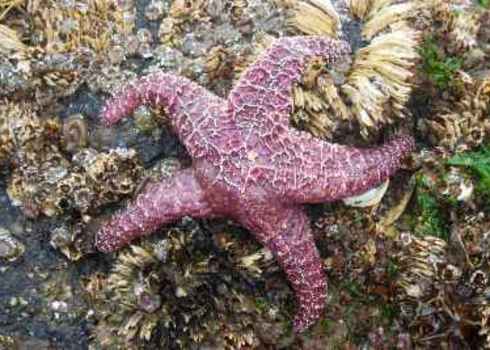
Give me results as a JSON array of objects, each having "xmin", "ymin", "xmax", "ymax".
[{"xmin": 96, "ymin": 36, "xmax": 415, "ymax": 332}]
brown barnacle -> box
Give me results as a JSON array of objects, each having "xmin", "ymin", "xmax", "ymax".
[
  {"xmin": 291, "ymin": 86, "xmax": 335, "ymax": 138},
  {"xmin": 157, "ymin": 17, "xmax": 181, "ymax": 46},
  {"xmin": 136, "ymin": 32, "xmax": 154, "ymax": 59},
  {"xmin": 0, "ymin": 227, "xmax": 25, "ymax": 262},
  {"xmin": 0, "ymin": 335, "xmax": 15, "ymax": 349},
  {"xmin": 357, "ymin": 238, "xmax": 377, "ymax": 267},
  {"xmin": 0, "ymin": 103, "xmax": 15, "ymax": 165},
  {"xmin": 286, "ymin": 0, "xmax": 340, "ymax": 38},
  {"xmin": 136, "ymin": 28, "xmax": 153, "ymax": 45},
  {"xmin": 396, "ymin": 233, "xmax": 448, "ymax": 300},
  {"xmin": 55, "ymin": 171, "xmax": 95, "ymax": 213},
  {"xmin": 61, "ymin": 114, "xmax": 88, "ymax": 154},
  {"xmin": 169, "ymin": 0, "xmax": 193, "ymax": 18},
  {"xmin": 107, "ymin": 44, "xmax": 126, "ymax": 65},
  {"xmin": 22, "ymin": 0, "xmax": 132, "ymax": 56},
  {"xmin": 205, "ymin": 45, "xmax": 234, "ymax": 81},
  {"xmin": 317, "ymin": 74, "xmax": 351, "ymax": 121},
  {"xmin": 470, "ymin": 270, "xmax": 488, "ymax": 294},
  {"xmin": 228, "ymin": 0, "xmax": 248, "ymax": 22},
  {"xmin": 73, "ymin": 148, "xmax": 142, "ymax": 207},
  {"xmin": 169, "ymin": 0, "xmax": 207, "ymax": 21},
  {"xmin": 0, "ymin": 101, "xmax": 45, "ymax": 165},
  {"xmin": 425, "ymin": 73, "xmax": 490, "ymax": 151},
  {"xmin": 50, "ymin": 223, "xmax": 89, "ymax": 261}
]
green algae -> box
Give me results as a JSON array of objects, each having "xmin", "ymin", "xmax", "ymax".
[
  {"xmin": 418, "ymin": 37, "xmax": 463, "ymax": 89},
  {"xmin": 413, "ymin": 174, "xmax": 449, "ymax": 240},
  {"xmin": 448, "ymin": 145, "xmax": 490, "ymax": 198}
]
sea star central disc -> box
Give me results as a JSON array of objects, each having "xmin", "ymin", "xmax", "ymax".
[{"xmin": 96, "ymin": 36, "xmax": 415, "ymax": 332}]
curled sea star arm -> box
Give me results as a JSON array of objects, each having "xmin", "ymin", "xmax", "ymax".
[
  {"xmin": 286, "ymin": 134, "xmax": 416, "ymax": 203},
  {"xmin": 228, "ymin": 36, "xmax": 350, "ymax": 131},
  {"xmin": 243, "ymin": 205, "xmax": 326, "ymax": 333},
  {"xmin": 96, "ymin": 168, "xmax": 213, "ymax": 252},
  {"xmin": 101, "ymin": 71, "xmax": 230, "ymax": 160}
]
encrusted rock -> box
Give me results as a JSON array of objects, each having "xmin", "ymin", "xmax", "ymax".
[{"xmin": 92, "ymin": 223, "xmax": 285, "ymax": 348}]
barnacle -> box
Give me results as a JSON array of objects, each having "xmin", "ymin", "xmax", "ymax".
[
  {"xmin": 0, "ymin": 227, "xmax": 25, "ymax": 262},
  {"xmin": 61, "ymin": 114, "xmax": 88, "ymax": 154},
  {"xmin": 24, "ymin": 0, "xmax": 133, "ymax": 56},
  {"xmin": 433, "ymin": 1, "xmax": 483, "ymax": 55},
  {"xmin": 73, "ymin": 148, "xmax": 143, "ymax": 206},
  {"xmin": 416, "ymin": 3, "xmax": 490, "ymax": 152},
  {"xmin": 50, "ymin": 223, "xmax": 88, "ymax": 261},
  {"xmin": 229, "ymin": 0, "xmax": 251, "ymax": 23},
  {"xmin": 395, "ymin": 227, "xmax": 490, "ymax": 348},
  {"xmin": 281, "ymin": 0, "xmax": 425, "ymax": 139},
  {"xmin": 205, "ymin": 45, "xmax": 235, "ymax": 82},
  {"xmin": 0, "ymin": 0, "xmax": 136, "ymax": 102},
  {"xmin": 3, "ymin": 101, "xmax": 142, "ymax": 217},
  {"xmin": 170, "ymin": 0, "xmax": 207, "ymax": 19},
  {"xmin": 424, "ymin": 72, "xmax": 490, "ymax": 152},
  {"xmin": 92, "ymin": 223, "xmax": 285, "ymax": 349},
  {"xmin": 396, "ymin": 233, "xmax": 449, "ymax": 300},
  {"xmin": 0, "ymin": 100, "xmax": 59, "ymax": 168}
]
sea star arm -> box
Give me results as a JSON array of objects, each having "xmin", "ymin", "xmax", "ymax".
[
  {"xmin": 96, "ymin": 168, "xmax": 213, "ymax": 252},
  {"xmin": 101, "ymin": 71, "xmax": 230, "ymax": 160},
  {"xmin": 242, "ymin": 205, "xmax": 326, "ymax": 333},
  {"xmin": 228, "ymin": 36, "xmax": 350, "ymax": 131},
  {"xmin": 286, "ymin": 134, "xmax": 415, "ymax": 203}
]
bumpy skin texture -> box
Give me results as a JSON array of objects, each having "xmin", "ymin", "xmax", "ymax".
[{"xmin": 96, "ymin": 36, "xmax": 415, "ymax": 332}]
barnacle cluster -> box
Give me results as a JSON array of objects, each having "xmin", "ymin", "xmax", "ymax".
[
  {"xmin": 92, "ymin": 223, "xmax": 285, "ymax": 349},
  {"xmin": 0, "ymin": 0, "xmax": 137, "ymax": 102},
  {"xmin": 8, "ymin": 146, "xmax": 142, "ymax": 217},
  {"xmin": 0, "ymin": 100, "xmax": 43, "ymax": 167},
  {"xmin": 1, "ymin": 100, "xmax": 141, "ymax": 217},
  {"xmin": 395, "ymin": 224, "xmax": 490, "ymax": 348},
  {"xmin": 277, "ymin": 0, "xmax": 425, "ymax": 139},
  {"xmin": 5, "ymin": 0, "xmax": 132, "ymax": 55},
  {"xmin": 418, "ymin": 2, "xmax": 490, "ymax": 152},
  {"xmin": 154, "ymin": 0, "xmax": 210, "ymax": 47},
  {"xmin": 424, "ymin": 74, "xmax": 490, "ymax": 152}
]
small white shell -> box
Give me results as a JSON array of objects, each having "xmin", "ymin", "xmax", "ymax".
[{"xmin": 342, "ymin": 179, "xmax": 389, "ymax": 207}]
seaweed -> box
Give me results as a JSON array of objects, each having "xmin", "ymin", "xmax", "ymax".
[
  {"xmin": 478, "ymin": 0, "xmax": 490, "ymax": 9},
  {"xmin": 418, "ymin": 37, "xmax": 462, "ymax": 89},
  {"xmin": 414, "ymin": 174, "xmax": 449, "ymax": 240}
]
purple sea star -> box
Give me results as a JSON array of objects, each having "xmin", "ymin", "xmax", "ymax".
[{"xmin": 96, "ymin": 36, "xmax": 415, "ymax": 332}]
